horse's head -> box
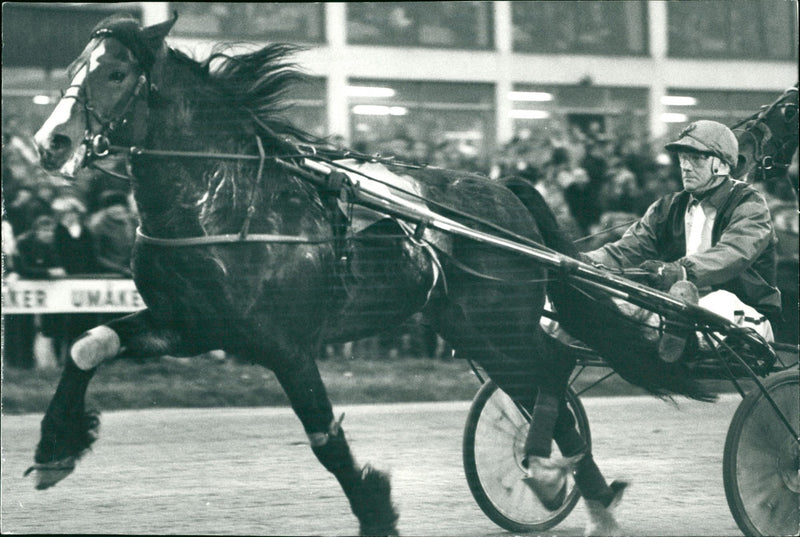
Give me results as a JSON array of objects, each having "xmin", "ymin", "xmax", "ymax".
[
  {"xmin": 33, "ymin": 13, "xmax": 177, "ymax": 177},
  {"xmin": 732, "ymin": 84, "xmax": 799, "ymax": 181}
]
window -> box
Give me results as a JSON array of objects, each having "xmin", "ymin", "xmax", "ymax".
[
  {"xmin": 2, "ymin": 3, "xmax": 141, "ymax": 69},
  {"xmin": 170, "ymin": 2, "xmax": 325, "ymax": 43},
  {"xmin": 668, "ymin": 0, "xmax": 797, "ymax": 60},
  {"xmin": 347, "ymin": 2, "xmax": 493, "ymax": 49},
  {"xmin": 348, "ymin": 79, "xmax": 495, "ymax": 169},
  {"xmin": 284, "ymin": 77, "xmax": 327, "ymax": 138},
  {"xmin": 511, "ymin": 84, "xmax": 649, "ymax": 142},
  {"xmin": 512, "ymin": 1, "xmax": 648, "ymax": 55}
]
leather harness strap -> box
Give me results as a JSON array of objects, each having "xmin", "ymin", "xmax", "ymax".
[{"xmin": 135, "ymin": 227, "xmax": 331, "ymax": 247}]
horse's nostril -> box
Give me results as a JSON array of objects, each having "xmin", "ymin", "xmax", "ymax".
[{"xmin": 50, "ymin": 134, "xmax": 72, "ymax": 153}]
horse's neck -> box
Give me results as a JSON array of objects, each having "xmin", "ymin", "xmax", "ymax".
[
  {"xmin": 132, "ymin": 56, "xmax": 320, "ymax": 239},
  {"xmin": 130, "ymin": 106, "xmax": 212, "ymax": 238},
  {"xmin": 130, "ymin": 129, "xmax": 307, "ymax": 240},
  {"xmin": 131, "ymin": 178, "xmax": 205, "ymax": 239}
]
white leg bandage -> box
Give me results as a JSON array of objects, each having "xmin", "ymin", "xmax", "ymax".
[{"xmin": 71, "ymin": 326, "xmax": 121, "ymax": 370}]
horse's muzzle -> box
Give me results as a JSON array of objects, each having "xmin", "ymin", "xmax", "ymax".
[
  {"xmin": 35, "ymin": 134, "xmax": 87, "ymax": 178},
  {"xmin": 34, "ymin": 132, "xmax": 73, "ymax": 171}
]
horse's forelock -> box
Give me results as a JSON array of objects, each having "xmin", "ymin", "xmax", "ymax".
[{"xmin": 90, "ymin": 14, "xmax": 159, "ymax": 72}]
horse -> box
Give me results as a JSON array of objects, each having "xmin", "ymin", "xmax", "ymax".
[{"xmin": 29, "ymin": 14, "xmax": 721, "ymax": 536}]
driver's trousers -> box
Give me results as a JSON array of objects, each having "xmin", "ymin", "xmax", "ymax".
[{"xmin": 542, "ymin": 289, "xmax": 773, "ymax": 347}]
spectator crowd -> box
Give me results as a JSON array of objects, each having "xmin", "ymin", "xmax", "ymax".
[
  {"xmin": 3, "ymin": 112, "xmax": 798, "ymax": 368},
  {"xmin": 3, "ymin": 116, "xmax": 137, "ymax": 369}
]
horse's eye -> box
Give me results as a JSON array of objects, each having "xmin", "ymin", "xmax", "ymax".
[
  {"xmin": 109, "ymin": 71, "xmax": 127, "ymax": 83},
  {"xmin": 783, "ymin": 105, "xmax": 797, "ymax": 121}
]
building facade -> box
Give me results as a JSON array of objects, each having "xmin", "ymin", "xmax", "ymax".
[{"xmin": 3, "ymin": 1, "xmax": 798, "ymax": 161}]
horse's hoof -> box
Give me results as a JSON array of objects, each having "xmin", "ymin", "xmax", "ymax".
[
  {"xmin": 583, "ymin": 481, "xmax": 628, "ymax": 536},
  {"xmin": 355, "ymin": 465, "xmax": 399, "ymax": 536},
  {"xmin": 606, "ymin": 480, "xmax": 628, "ymax": 509},
  {"xmin": 24, "ymin": 457, "xmax": 76, "ymax": 490},
  {"xmin": 584, "ymin": 499, "xmax": 622, "ymax": 536},
  {"xmin": 522, "ymin": 455, "xmax": 568, "ymax": 511}
]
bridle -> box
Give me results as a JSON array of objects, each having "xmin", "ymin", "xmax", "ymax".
[
  {"xmin": 731, "ymin": 86, "xmax": 799, "ymax": 179},
  {"xmin": 60, "ymin": 28, "xmax": 157, "ymax": 168},
  {"xmin": 84, "ymin": 70, "xmax": 149, "ymax": 160}
]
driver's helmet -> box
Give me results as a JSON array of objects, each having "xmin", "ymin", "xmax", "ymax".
[{"xmin": 665, "ymin": 120, "xmax": 739, "ymax": 168}]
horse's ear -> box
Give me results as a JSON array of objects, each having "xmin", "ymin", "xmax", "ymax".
[
  {"xmin": 735, "ymin": 154, "xmax": 748, "ymax": 173},
  {"xmin": 731, "ymin": 152, "xmax": 751, "ymax": 180},
  {"xmin": 141, "ymin": 11, "xmax": 178, "ymax": 52}
]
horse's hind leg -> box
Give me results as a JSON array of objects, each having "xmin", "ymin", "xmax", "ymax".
[
  {"xmin": 552, "ymin": 402, "xmax": 627, "ymax": 535},
  {"xmin": 27, "ymin": 309, "xmax": 187, "ymax": 490},
  {"xmin": 271, "ymin": 353, "xmax": 398, "ymax": 536}
]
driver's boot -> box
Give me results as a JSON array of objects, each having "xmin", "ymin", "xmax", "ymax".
[{"xmin": 658, "ymin": 280, "xmax": 700, "ymax": 363}]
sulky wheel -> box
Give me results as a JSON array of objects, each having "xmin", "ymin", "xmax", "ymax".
[
  {"xmin": 723, "ymin": 369, "xmax": 799, "ymax": 536},
  {"xmin": 462, "ymin": 380, "xmax": 590, "ymax": 532}
]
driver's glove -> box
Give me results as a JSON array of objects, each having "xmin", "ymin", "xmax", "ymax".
[{"xmin": 638, "ymin": 260, "xmax": 687, "ymax": 291}]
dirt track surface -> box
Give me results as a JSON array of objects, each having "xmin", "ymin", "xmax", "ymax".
[{"xmin": 2, "ymin": 395, "xmax": 744, "ymax": 536}]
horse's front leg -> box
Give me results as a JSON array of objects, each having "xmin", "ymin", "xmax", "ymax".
[
  {"xmin": 271, "ymin": 350, "xmax": 399, "ymax": 536},
  {"xmin": 26, "ymin": 309, "xmax": 189, "ymax": 490}
]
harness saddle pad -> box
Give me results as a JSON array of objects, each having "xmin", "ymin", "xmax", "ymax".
[{"xmin": 334, "ymin": 159, "xmax": 426, "ymax": 233}]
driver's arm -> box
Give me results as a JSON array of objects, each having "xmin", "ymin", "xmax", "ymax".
[{"xmin": 584, "ymin": 198, "xmax": 666, "ymax": 269}]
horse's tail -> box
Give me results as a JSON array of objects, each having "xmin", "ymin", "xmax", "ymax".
[{"xmin": 504, "ymin": 177, "xmax": 715, "ymax": 402}]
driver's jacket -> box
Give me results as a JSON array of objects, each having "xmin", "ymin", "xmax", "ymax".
[{"xmin": 585, "ymin": 178, "xmax": 781, "ymax": 319}]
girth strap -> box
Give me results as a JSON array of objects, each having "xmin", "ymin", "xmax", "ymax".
[{"xmin": 135, "ymin": 227, "xmax": 330, "ymax": 247}]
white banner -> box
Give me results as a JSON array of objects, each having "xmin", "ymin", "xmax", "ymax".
[{"xmin": 2, "ymin": 278, "xmax": 144, "ymax": 314}]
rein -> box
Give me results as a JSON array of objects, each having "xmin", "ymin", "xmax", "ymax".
[
  {"xmin": 109, "ymin": 141, "xmax": 345, "ymax": 247},
  {"xmin": 98, "ymin": 140, "xmax": 653, "ymax": 289},
  {"xmin": 100, "ymin": 141, "xmax": 563, "ymax": 257}
]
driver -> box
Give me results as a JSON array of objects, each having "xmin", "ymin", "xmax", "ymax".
[{"xmin": 584, "ymin": 120, "xmax": 781, "ymax": 362}]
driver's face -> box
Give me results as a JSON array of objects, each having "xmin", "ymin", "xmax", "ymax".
[{"xmin": 678, "ymin": 152, "xmax": 717, "ymax": 193}]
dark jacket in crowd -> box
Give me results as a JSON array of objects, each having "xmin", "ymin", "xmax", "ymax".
[
  {"xmin": 14, "ymin": 228, "xmax": 63, "ymax": 279},
  {"xmin": 6, "ymin": 193, "xmax": 51, "ymax": 236},
  {"xmin": 54, "ymin": 223, "xmax": 100, "ymax": 274}
]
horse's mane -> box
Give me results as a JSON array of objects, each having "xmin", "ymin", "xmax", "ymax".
[
  {"xmin": 88, "ymin": 24, "xmax": 332, "ymax": 235},
  {"xmin": 167, "ymin": 44, "xmax": 321, "ymax": 147},
  {"xmin": 89, "ymin": 13, "xmax": 322, "ymax": 149},
  {"xmin": 144, "ymin": 43, "xmax": 329, "ymax": 233}
]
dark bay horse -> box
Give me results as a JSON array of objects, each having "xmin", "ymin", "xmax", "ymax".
[{"xmin": 30, "ymin": 14, "xmax": 715, "ymax": 535}]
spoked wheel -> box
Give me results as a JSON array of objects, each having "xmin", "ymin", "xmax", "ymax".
[
  {"xmin": 723, "ymin": 370, "xmax": 799, "ymax": 536},
  {"xmin": 462, "ymin": 380, "xmax": 590, "ymax": 532}
]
